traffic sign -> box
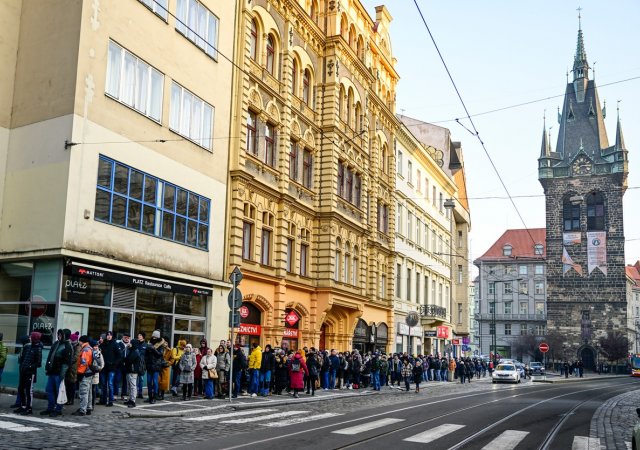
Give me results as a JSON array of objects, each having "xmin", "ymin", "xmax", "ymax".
[
  {"xmin": 539, "ymin": 342, "xmax": 549, "ymax": 353},
  {"xmin": 229, "ymin": 266, "xmax": 243, "ymax": 284},
  {"xmin": 239, "ymin": 305, "xmax": 249, "ymax": 318},
  {"xmin": 227, "ymin": 288, "xmax": 243, "ymax": 309},
  {"xmin": 228, "ymin": 310, "xmax": 240, "ymax": 328}
]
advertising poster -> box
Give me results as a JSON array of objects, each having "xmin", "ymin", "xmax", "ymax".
[
  {"xmin": 587, "ymin": 231, "xmax": 607, "ymax": 275},
  {"xmin": 563, "ymin": 232, "xmax": 581, "ymax": 245},
  {"xmin": 562, "ymin": 247, "xmax": 583, "ymax": 276}
]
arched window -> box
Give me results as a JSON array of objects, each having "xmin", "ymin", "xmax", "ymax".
[
  {"xmin": 352, "ymin": 246, "xmax": 359, "ymax": 286},
  {"xmin": 587, "ymin": 192, "xmax": 605, "ymax": 230},
  {"xmin": 354, "ymin": 102, "xmax": 361, "ymax": 131},
  {"xmin": 503, "ymin": 245, "xmax": 512, "ymax": 256},
  {"xmin": 303, "ymin": 69, "xmax": 311, "ymax": 105},
  {"xmin": 381, "ymin": 144, "xmax": 388, "ymax": 174},
  {"xmin": 349, "ymin": 25, "xmax": 356, "ymax": 49},
  {"xmin": 344, "ymin": 242, "xmax": 351, "ymax": 283},
  {"xmin": 563, "ymin": 196, "xmax": 581, "ymax": 231},
  {"xmin": 291, "ymin": 58, "xmax": 298, "ymax": 95},
  {"xmin": 338, "ymin": 85, "xmax": 345, "ymax": 120},
  {"xmin": 250, "ymin": 19, "xmax": 258, "ymax": 60},
  {"xmin": 356, "ymin": 36, "xmax": 364, "ymax": 60},
  {"xmin": 335, "ymin": 238, "xmax": 342, "ymax": 281},
  {"xmin": 346, "ymin": 88, "xmax": 353, "ymax": 127},
  {"xmin": 340, "ymin": 15, "xmax": 348, "ymax": 40},
  {"xmin": 310, "ymin": 0, "xmax": 318, "ymax": 24},
  {"xmin": 266, "ymin": 35, "xmax": 275, "ymax": 74}
]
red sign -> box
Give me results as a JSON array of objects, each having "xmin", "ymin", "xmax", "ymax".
[
  {"xmin": 238, "ymin": 323, "xmax": 261, "ymax": 336},
  {"xmin": 239, "ymin": 306, "xmax": 249, "ymax": 318},
  {"xmin": 285, "ymin": 310, "xmax": 300, "ymax": 327},
  {"xmin": 539, "ymin": 342, "xmax": 549, "ymax": 353},
  {"xmin": 437, "ymin": 326, "xmax": 449, "ymax": 339},
  {"xmin": 283, "ymin": 328, "xmax": 299, "ymax": 339},
  {"xmin": 452, "ymin": 339, "xmax": 460, "ymax": 345}
]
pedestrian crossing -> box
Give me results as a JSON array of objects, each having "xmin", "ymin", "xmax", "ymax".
[
  {"xmin": 182, "ymin": 407, "xmax": 343, "ymax": 427},
  {"xmin": 0, "ymin": 414, "xmax": 88, "ymax": 433}
]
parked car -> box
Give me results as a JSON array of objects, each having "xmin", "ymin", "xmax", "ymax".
[
  {"xmin": 492, "ymin": 364, "xmax": 521, "ymax": 384},
  {"xmin": 529, "ymin": 362, "xmax": 545, "ymax": 375}
]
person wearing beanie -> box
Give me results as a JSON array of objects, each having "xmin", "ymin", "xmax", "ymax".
[
  {"xmin": 145, "ymin": 331, "xmax": 166, "ymax": 404},
  {"xmin": 65, "ymin": 330, "xmax": 82, "ymax": 407},
  {"xmin": 136, "ymin": 332, "xmax": 148, "ymax": 399},
  {"xmin": 178, "ymin": 344, "xmax": 197, "ymax": 400},
  {"xmin": 0, "ymin": 332, "xmax": 6, "ymax": 386},
  {"xmin": 152, "ymin": 330, "xmax": 161, "ymax": 339},
  {"xmin": 16, "ymin": 332, "xmax": 43, "ymax": 415},
  {"xmin": 42, "ymin": 329, "xmax": 72, "ymax": 417},
  {"xmin": 169, "ymin": 339, "xmax": 186, "ymax": 396},
  {"xmin": 73, "ymin": 336, "xmax": 93, "ymax": 416},
  {"xmin": 99, "ymin": 330, "xmax": 121, "ymax": 406}
]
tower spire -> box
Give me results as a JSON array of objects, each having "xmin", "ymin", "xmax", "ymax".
[
  {"xmin": 540, "ymin": 113, "xmax": 551, "ymax": 157},
  {"xmin": 615, "ymin": 101, "xmax": 627, "ymax": 151},
  {"xmin": 573, "ymin": 8, "xmax": 589, "ymax": 81}
]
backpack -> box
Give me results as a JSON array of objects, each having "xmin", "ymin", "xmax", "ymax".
[
  {"xmin": 90, "ymin": 349, "xmax": 103, "ymax": 374},
  {"xmin": 291, "ymin": 359, "xmax": 301, "ymax": 372}
]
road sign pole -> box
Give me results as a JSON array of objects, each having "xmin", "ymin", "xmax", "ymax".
[{"xmin": 229, "ymin": 271, "xmax": 235, "ymax": 403}]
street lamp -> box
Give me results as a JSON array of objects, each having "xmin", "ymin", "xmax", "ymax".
[{"xmin": 443, "ymin": 198, "xmax": 456, "ymax": 356}]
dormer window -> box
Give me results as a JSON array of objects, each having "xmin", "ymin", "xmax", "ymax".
[
  {"xmin": 503, "ymin": 245, "xmax": 512, "ymax": 257},
  {"xmin": 534, "ymin": 244, "xmax": 544, "ymax": 255}
]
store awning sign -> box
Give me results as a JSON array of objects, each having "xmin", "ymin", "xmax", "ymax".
[
  {"xmin": 437, "ymin": 326, "xmax": 449, "ymax": 339},
  {"xmin": 285, "ymin": 310, "xmax": 300, "ymax": 327},
  {"xmin": 283, "ymin": 328, "xmax": 299, "ymax": 338},
  {"xmin": 238, "ymin": 323, "xmax": 261, "ymax": 336}
]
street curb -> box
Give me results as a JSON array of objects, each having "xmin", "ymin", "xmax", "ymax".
[
  {"xmin": 532, "ymin": 375, "xmax": 629, "ymax": 383},
  {"xmin": 125, "ymin": 409, "xmax": 187, "ymax": 418},
  {"xmin": 231, "ymin": 391, "xmax": 376, "ymax": 410}
]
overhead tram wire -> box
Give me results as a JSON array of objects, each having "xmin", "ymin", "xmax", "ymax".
[{"xmin": 413, "ymin": 0, "xmax": 550, "ymax": 248}]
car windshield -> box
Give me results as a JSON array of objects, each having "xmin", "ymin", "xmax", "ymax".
[
  {"xmin": 497, "ymin": 365, "xmax": 515, "ymax": 371},
  {"xmin": 531, "ymin": 363, "xmax": 542, "ymax": 367}
]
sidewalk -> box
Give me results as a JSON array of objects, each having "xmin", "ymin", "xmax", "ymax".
[{"xmin": 531, "ymin": 373, "xmax": 630, "ymax": 383}]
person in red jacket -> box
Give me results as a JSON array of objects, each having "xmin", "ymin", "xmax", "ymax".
[{"xmin": 288, "ymin": 351, "xmax": 308, "ymax": 398}]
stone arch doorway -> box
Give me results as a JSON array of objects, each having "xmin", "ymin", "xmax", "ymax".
[{"xmin": 578, "ymin": 345, "xmax": 596, "ymax": 371}]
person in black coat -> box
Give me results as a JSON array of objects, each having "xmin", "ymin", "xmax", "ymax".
[
  {"xmin": 259, "ymin": 345, "xmax": 275, "ymax": 396},
  {"xmin": 123, "ymin": 334, "xmax": 141, "ymax": 407},
  {"xmin": 144, "ymin": 332, "xmax": 167, "ymax": 404},
  {"xmin": 232, "ymin": 346, "xmax": 247, "ymax": 398},
  {"xmin": 99, "ymin": 331, "xmax": 121, "ymax": 406},
  {"xmin": 305, "ymin": 349, "xmax": 320, "ymax": 396},
  {"xmin": 412, "ymin": 360, "xmax": 424, "ymax": 393},
  {"xmin": 16, "ymin": 332, "xmax": 43, "ymax": 415},
  {"xmin": 274, "ymin": 351, "xmax": 289, "ymax": 395}
]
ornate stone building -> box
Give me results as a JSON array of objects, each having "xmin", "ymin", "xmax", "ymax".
[
  {"xmin": 538, "ymin": 22, "xmax": 629, "ymax": 368},
  {"xmin": 227, "ymin": 0, "xmax": 399, "ymax": 352}
]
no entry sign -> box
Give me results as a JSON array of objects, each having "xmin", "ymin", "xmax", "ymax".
[{"xmin": 539, "ymin": 342, "xmax": 549, "ymax": 353}]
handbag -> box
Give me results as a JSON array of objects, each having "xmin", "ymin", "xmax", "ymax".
[
  {"xmin": 56, "ymin": 381, "xmax": 67, "ymax": 405},
  {"xmin": 208, "ymin": 368, "xmax": 219, "ymax": 379}
]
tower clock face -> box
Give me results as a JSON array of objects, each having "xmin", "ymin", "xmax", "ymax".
[{"xmin": 572, "ymin": 156, "xmax": 592, "ymax": 176}]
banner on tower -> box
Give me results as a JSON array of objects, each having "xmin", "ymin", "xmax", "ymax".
[
  {"xmin": 563, "ymin": 232, "xmax": 581, "ymax": 245},
  {"xmin": 587, "ymin": 231, "xmax": 607, "ymax": 276},
  {"xmin": 562, "ymin": 247, "xmax": 583, "ymax": 276}
]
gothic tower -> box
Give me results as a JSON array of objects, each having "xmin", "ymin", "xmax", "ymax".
[{"xmin": 538, "ymin": 20, "xmax": 629, "ymax": 369}]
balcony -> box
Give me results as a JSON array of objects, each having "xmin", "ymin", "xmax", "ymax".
[
  {"xmin": 475, "ymin": 313, "xmax": 546, "ymax": 322},
  {"xmin": 419, "ymin": 304, "xmax": 447, "ymax": 320}
]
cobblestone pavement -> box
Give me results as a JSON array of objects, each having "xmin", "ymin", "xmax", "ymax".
[{"xmin": 4, "ymin": 375, "xmax": 633, "ymax": 450}]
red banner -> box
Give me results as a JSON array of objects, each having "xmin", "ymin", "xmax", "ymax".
[
  {"xmin": 283, "ymin": 328, "xmax": 299, "ymax": 339},
  {"xmin": 238, "ymin": 323, "xmax": 261, "ymax": 336},
  {"xmin": 452, "ymin": 339, "xmax": 460, "ymax": 345},
  {"xmin": 437, "ymin": 326, "xmax": 449, "ymax": 339}
]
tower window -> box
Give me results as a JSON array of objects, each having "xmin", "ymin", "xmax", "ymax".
[
  {"xmin": 586, "ymin": 192, "xmax": 605, "ymax": 230},
  {"xmin": 563, "ymin": 197, "xmax": 581, "ymax": 231}
]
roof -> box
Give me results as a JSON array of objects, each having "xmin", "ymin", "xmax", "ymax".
[
  {"xmin": 626, "ymin": 265, "xmax": 640, "ymax": 284},
  {"xmin": 475, "ymin": 228, "xmax": 546, "ymax": 262}
]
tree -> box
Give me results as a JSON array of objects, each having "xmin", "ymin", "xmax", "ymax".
[
  {"xmin": 544, "ymin": 330, "xmax": 565, "ymax": 363},
  {"xmin": 599, "ymin": 331, "xmax": 629, "ymax": 363},
  {"xmin": 511, "ymin": 333, "xmax": 538, "ymax": 360}
]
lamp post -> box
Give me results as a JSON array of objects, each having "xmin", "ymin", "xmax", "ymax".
[{"xmin": 443, "ymin": 198, "xmax": 456, "ymax": 357}]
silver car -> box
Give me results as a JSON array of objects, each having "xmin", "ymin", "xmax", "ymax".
[{"xmin": 492, "ymin": 364, "xmax": 521, "ymax": 384}]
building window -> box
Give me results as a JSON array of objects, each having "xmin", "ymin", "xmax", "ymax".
[
  {"xmin": 346, "ymin": 169, "xmax": 353, "ymax": 203},
  {"xmin": 520, "ymin": 324, "xmax": 528, "ymax": 335},
  {"xmin": 266, "ymin": 35, "xmax": 275, "ymax": 74},
  {"xmin": 407, "ymin": 212, "xmax": 414, "ymax": 240},
  {"xmin": 377, "ymin": 202, "xmax": 389, "ymax": 233},
  {"xmin": 176, "ymin": 0, "xmax": 219, "ymax": 58},
  {"xmin": 397, "ymin": 151, "xmax": 403, "ymax": 175},
  {"xmin": 106, "ymin": 41, "xmax": 163, "ymax": 122},
  {"xmin": 489, "ymin": 302, "xmax": 495, "ymax": 314},
  {"xmin": 563, "ymin": 197, "xmax": 581, "ymax": 231},
  {"xmin": 406, "ymin": 268, "xmax": 412, "ymax": 302},
  {"xmin": 407, "ymin": 161, "xmax": 413, "ymax": 184},
  {"xmin": 438, "ymin": 283, "xmax": 443, "ymax": 305},
  {"xmin": 504, "ymin": 324, "xmax": 512, "ymax": 336},
  {"xmin": 503, "ymin": 282, "xmax": 512, "ymax": 295},
  {"xmin": 344, "ymin": 250, "xmax": 350, "ymax": 284},
  {"xmin": 586, "ymin": 191, "xmax": 605, "ymax": 230},
  {"xmin": 95, "ymin": 156, "xmax": 210, "ymax": 250},
  {"xmin": 457, "ymin": 303, "xmax": 463, "ymax": 325},
  {"xmin": 439, "ymin": 193, "xmax": 444, "ymax": 212},
  {"xmin": 242, "ymin": 221, "xmax": 253, "ymax": 259},
  {"xmin": 504, "ymin": 302, "xmax": 512, "ymax": 314},
  {"xmin": 519, "ymin": 265, "xmax": 527, "ymax": 275},
  {"xmin": 169, "ymin": 81, "xmax": 214, "ymax": 150},
  {"xmin": 535, "ymin": 264, "xmax": 544, "ymax": 275},
  {"xmin": 535, "ymin": 281, "xmax": 544, "ymax": 295},
  {"xmin": 535, "ymin": 325, "xmax": 545, "ymax": 336},
  {"xmin": 249, "ymin": 19, "xmax": 258, "ymax": 60},
  {"xmin": 424, "ymin": 275, "xmax": 429, "ymax": 303},
  {"xmin": 534, "ymin": 244, "xmax": 544, "ymax": 255},
  {"xmin": 139, "ymin": 0, "xmax": 168, "ymax": 20},
  {"xmin": 535, "ymin": 302, "xmax": 544, "ymax": 315},
  {"xmin": 416, "ymin": 273, "xmax": 421, "ymax": 304},
  {"xmin": 337, "ymin": 162, "xmax": 344, "ymax": 197},
  {"xmin": 303, "ymin": 69, "xmax": 311, "ymax": 104},
  {"xmin": 302, "ymin": 150, "xmax": 313, "ymax": 189},
  {"xmin": 286, "ymin": 238, "xmax": 294, "ymax": 272},
  {"xmin": 488, "ymin": 282, "xmax": 496, "ymax": 295},
  {"xmin": 519, "ymin": 302, "xmax": 528, "ymax": 315},
  {"xmin": 291, "ymin": 59, "xmax": 298, "ymax": 95},
  {"xmin": 354, "ymin": 174, "xmax": 361, "ymax": 208},
  {"xmin": 352, "ymin": 247, "xmax": 358, "ymax": 286},
  {"xmin": 432, "ymin": 280, "xmax": 436, "ymax": 302},
  {"xmin": 432, "ymin": 187, "xmax": 437, "ymax": 206},
  {"xmin": 300, "ymin": 243, "xmax": 308, "ymax": 277},
  {"xmin": 489, "ymin": 323, "xmax": 495, "ymax": 335},
  {"xmin": 396, "ymin": 204, "xmax": 403, "ymax": 234},
  {"xmin": 457, "ymin": 265, "xmax": 463, "ymax": 284},
  {"xmin": 458, "ymin": 230, "xmax": 463, "ymax": 248},
  {"xmin": 519, "ymin": 281, "xmax": 528, "ymax": 295},
  {"xmin": 381, "ymin": 146, "xmax": 388, "ymax": 174},
  {"xmin": 396, "ymin": 263, "xmax": 401, "ymax": 298},
  {"xmin": 502, "ymin": 245, "xmax": 512, "ymax": 256},
  {"xmin": 417, "ymin": 170, "xmax": 421, "ymax": 191},
  {"xmin": 289, "ymin": 141, "xmax": 299, "ymax": 181},
  {"xmin": 265, "ymin": 123, "xmax": 276, "ymax": 167},
  {"xmin": 380, "ymin": 274, "xmax": 387, "ymax": 299},
  {"xmin": 260, "ymin": 228, "xmax": 272, "ymax": 265},
  {"xmin": 247, "ymin": 111, "xmax": 258, "ymax": 156},
  {"xmin": 335, "ymin": 239, "xmax": 342, "ymax": 282}
]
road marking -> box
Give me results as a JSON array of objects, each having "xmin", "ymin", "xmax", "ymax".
[
  {"xmin": 481, "ymin": 430, "xmax": 529, "ymax": 449},
  {"xmin": 184, "ymin": 408, "xmax": 278, "ymax": 422},
  {"xmin": 0, "ymin": 414, "xmax": 87, "ymax": 428},
  {"xmin": 261, "ymin": 413, "xmax": 342, "ymax": 427},
  {"xmin": 0, "ymin": 420, "xmax": 39, "ymax": 432},
  {"xmin": 332, "ymin": 418, "xmax": 405, "ymax": 435},
  {"xmin": 572, "ymin": 436, "xmax": 601, "ymax": 450},
  {"xmin": 221, "ymin": 410, "xmax": 307, "ymax": 424},
  {"xmin": 404, "ymin": 424, "xmax": 465, "ymax": 443}
]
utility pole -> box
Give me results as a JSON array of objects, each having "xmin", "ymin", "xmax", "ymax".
[{"xmin": 227, "ymin": 266, "xmax": 243, "ymax": 403}]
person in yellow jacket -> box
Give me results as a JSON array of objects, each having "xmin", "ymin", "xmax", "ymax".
[
  {"xmin": 248, "ymin": 343, "xmax": 262, "ymax": 397},
  {"xmin": 448, "ymin": 357, "xmax": 456, "ymax": 382},
  {"xmin": 170, "ymin": 339, "xmax": 186, "ymax": 396}
]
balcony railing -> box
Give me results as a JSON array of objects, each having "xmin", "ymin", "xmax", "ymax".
[
  {"xmin": 419, "ymin": 304, "xmax": 447, "ymax": 320},
  {"xmin": 475, "ymin": 313, "xmax": 546, "ymax": 321}
]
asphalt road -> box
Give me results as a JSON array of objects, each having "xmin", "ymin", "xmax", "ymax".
[{"xmin": 181, "ymin": 377, "xmax": 640, "ymax": 450}]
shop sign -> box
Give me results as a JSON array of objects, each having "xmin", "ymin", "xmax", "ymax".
[
  {"xmin": 462, "ymin": 336, "xmax": 470, "ymax": 345},
  {"xmin": 452, "ymin": 339, "xmax": 460, "ymax": 345},
  {"xmin": 409, "ymin": 326, "xmax": 423, "ymax": 336},
  {"xmin": 397, "ymin": 323, "xmax": 410, "ymax": 335},
  {"xmin": 239, "ymin": 306, "xmax": 250, "ymax": 318},
  {"xmin": 437, "ymin": 326, "xmax": 449, "ymax": 339},
  {"xmin": 71, "ymin": 263, "xmax": 212, "ymax": 296},
  {"xmin": 424, "ymin": 330, "xmax": 437, "ymax": 337},
  {"xmin": 238, "ymin": 323, "xmax": 261, "ymax": 336},
  {"xmin": 285, "ymin": 310, "xmax": 300, "ymax": 327},
  {"xmin": 283, "ymin": 328, "xmax": 299, "ymax": 338}
]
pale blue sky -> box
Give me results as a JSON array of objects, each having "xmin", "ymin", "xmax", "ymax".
[{"xmin": 362, "ymin": 1, "xmax": 640, "ymax": 269}]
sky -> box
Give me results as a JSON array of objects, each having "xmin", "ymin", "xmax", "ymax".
[{"xmin": 361, "ymin": 1, "xmax": 640, "ymax": 273}]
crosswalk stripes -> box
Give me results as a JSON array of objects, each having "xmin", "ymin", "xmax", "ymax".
[
  {"xmin": 572, "ymin": 436, "xmax": 601, "ymax": 450},
  {"xmin": 481, "ymin": 430, "xmax": 529, "ymax": 450},
  {"xmin": 221, "ymin": 410, "xmax": 308, "ymax": 424},
  {"xmin": 0, "ymin": 413, "xmax": 87, "ymax": 428},
  {"xmin": 403, "ymin": 424, "xmax": 465, "ymax": 443},
  {"xmin": 183, "ymin": 408, "xmax": 278, "ymax": 422},
  {"xmin": 261, "ymin": 413, "xmax": 341, "ymax": 427},
  {"xmin": 332, "ymin": 418, "xmax": 405, "ymax": 435},
  {"xmin": 0, "ymin": 420, "xmax": 39, "ymax": 432}
]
